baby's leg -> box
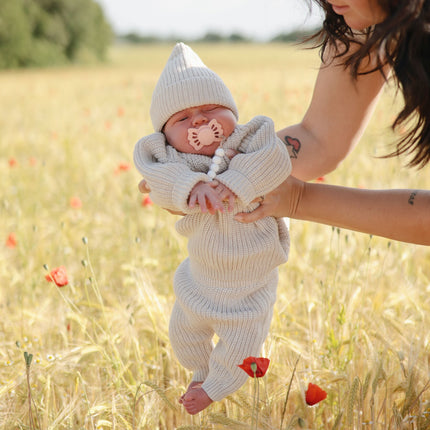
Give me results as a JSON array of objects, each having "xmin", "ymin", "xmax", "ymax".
[
  {"xmin": 169, "ymin": 303, "xmax": 214, "ymax": 400},
  {"xmin": 201, "ymin": 310, "xmax": 273, "ymax": 402}
]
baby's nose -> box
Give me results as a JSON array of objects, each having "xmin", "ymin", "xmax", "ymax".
[{"xmin": 191, "ymin": 112, "xmax": 208, "ymax": 126}]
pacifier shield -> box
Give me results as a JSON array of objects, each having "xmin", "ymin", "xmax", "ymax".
[{"xmin": 188, "ymin": 119, "xmax": 224, "ymax": 151}]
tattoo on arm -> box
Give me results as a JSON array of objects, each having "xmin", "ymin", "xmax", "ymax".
[
  {"xmin": 408, "ymin": 191, "xmax": 417, "ymax": 205},
  {"xmin": 284, "ymin": 136, "xmax": 301, "ymax": 159}
]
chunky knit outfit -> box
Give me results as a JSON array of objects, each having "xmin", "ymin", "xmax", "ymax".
[
  {"xmin": 134, "ymin": 115, "xmax": 291, "ymax": 401},
  {"xmin": 134, "ymin": 42, "xmax": 291, "ymax": 403}
]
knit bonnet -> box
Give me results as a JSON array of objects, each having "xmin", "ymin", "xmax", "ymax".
[{"xmin": 150, "ymin": 42, "xmax": 239, "ymax": 132}]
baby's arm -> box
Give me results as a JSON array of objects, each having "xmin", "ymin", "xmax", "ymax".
[
  {"xmin": 216, "ymin": 116, "xmax": 291, "ymax": 205},
  {"xmin": 134, "ymin": 133, "xmax": 209, "ymax": 213},
  {"xmin": 189, "ymin": 181, "xmax": 236, "ymax": 214}
]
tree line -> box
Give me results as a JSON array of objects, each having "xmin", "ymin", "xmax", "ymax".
[{"xmin": 117, "ymin": 29, "xmax": 319, "ymax": 45}]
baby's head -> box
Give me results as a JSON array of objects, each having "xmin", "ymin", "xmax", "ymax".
[
  {"xmin": 150, "ymin": 43, "xmax": 238, "ymax": 155},
  {"xmin": 163, "ymin": 104, "xmax": 237, "ymax": 156}
]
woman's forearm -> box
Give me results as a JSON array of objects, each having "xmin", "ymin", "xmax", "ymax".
[{"xmin": 297, "ymin": 183, "xmax": 430, "ymax": 245}]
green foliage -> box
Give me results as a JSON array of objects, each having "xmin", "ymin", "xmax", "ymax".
[{"xmin": 0, "ymin": 0, "xmax": 112, "ymax": 68}]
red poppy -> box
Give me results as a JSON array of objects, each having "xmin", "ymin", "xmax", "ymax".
[
  {"xmin": 238, "ymin": 356, "xmax": 270, "ymax": 378},
  {"xmin": 70, "ymin": 196, "xmax": 82, "ymax": 209},
  {"xmin": 115, "ymin": 162, "xmax": 131, "ymax": 175},
  {"xmin": 142, "ymin": 195, "xmax": 153, "ymax": 207},
  {"xmin": 315, "ymin": 176, "xmax": 326, "ymax": 183},
  {"xmin": 305, "ymin": 383, "xmax": 327, "ymax": 406},
  {"xmin": 8, "ymin": 158, "xmax": 18, "ymax": 167},
  {"xmin": 45, "ymin": 266, "xmax": 69, "ymax": 287},
  {"xmin": 6, "ymin": 233, "xmax": 17, "ymax": 248}
]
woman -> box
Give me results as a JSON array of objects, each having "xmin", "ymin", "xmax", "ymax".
[
  {"xmin": 235, "ymin": 0, "xmax": 430, "ymax": 245},
  {"xmin": 139, "ymin": 0, "xmax": 430, "ymax": 245}
]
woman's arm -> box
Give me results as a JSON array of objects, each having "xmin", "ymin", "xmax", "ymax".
[
  {"xmin": 279, "ymin": 49, "xmax": 387, "ymax": 181},
  {"xmin": 235, "ymin": 176, "xmax": 430, "ymax": 246}
]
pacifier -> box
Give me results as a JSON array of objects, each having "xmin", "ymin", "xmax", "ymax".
[{"xmin": 187, "ymin": 119, "xmax": 224, "ymax": 151}]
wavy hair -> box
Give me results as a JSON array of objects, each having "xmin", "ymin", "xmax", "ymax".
[{"xmin": 311, "ymin": 0, "xmax": 430, "ymax": 168}]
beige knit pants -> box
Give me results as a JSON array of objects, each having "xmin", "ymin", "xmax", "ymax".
[{"xmin": 169, "ymin": 259, "xmax": 278, "ymax": 402}]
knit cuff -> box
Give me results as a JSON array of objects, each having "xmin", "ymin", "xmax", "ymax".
[
  {"xmin": 201, "ymin": 372, "xmax": 248, "ymax": 402},
  {"xmin": 192, "ymin": 368, "xmax": 209, "ymax": 383},
  {"xmin": 216, "ymin": 168, "xmax": 256, "ymax": 206},
  {"xmin": 172, "ymin": 172, "xmax": 210, "ymax": 213}
]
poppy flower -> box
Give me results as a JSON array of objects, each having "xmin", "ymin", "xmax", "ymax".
[
  {"xmin": 305, "ymin": 382, "xmax": 327, "ymax": 406},
  {"xmin": 315, "ymin": 176, "xmax": 326, "ymax": 183},
  {"xmin": 115, "ymin": 162, "xmax": 131, "ymax": 175},
  {"xmin": 6, "ymin": 233, "xmax": 17, "ymax": 248},
  {"xmin": 45, "ymin": 266, "xmax": 69, "ymax": 287},
  {"xmin": 70, "ymin": 196, "xmax": 82, "ymax": 209},
  {"xmin": 238, "ymin": 356, "xmax": 270, "ymax": 378},
  {"xmin": 142, "ymin": 195, "xmax": 153, "ymax": 207},
  {"xmin": 8, "ymin": 158, "xmax": 18, "ymax": 167}
]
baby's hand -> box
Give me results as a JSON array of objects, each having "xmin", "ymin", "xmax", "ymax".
[
  {"xmin": 209, "ymin": 181, "xmax": 236, "ymax": 212},
  {"xmin": 189, "ymin": 181, "xmax": 225, "ymax": 214}
]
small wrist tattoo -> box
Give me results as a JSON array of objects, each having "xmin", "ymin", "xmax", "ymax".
[
  {"xmin": 284, "ymin": 135, "xmax": 301, "ymax": 159},
  {"xmin": 408, "ymin": 191, "xmax": 418, "ymax": 205}
]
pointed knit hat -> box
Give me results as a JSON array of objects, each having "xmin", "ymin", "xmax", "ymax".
[{"xmin": 150, "ymin": 43, "xmax": 239, "ymax": 132}]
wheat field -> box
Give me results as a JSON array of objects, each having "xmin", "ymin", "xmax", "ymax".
[{"xmin": 0, "ymin": 43, "xmax": 429, "ymax": 429}]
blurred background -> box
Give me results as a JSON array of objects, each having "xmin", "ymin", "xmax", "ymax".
[
  {"xmin": 0, "ymin": 0, "xmax": 324, "ymax": 69},
  {"xmin": 2, "ymin": 2, "xmax": 430, "ymax": 429}
]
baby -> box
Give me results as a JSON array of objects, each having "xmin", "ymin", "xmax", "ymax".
[{"xmin": 134, "ymin": 43, "xmax": 291, "ymax": 415}]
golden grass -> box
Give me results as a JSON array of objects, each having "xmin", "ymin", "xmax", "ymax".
[{"xmin": 0, "ymin": 43, "xmax": 429, "ymax": 429}]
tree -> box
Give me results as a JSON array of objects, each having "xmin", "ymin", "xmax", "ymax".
[{"xmin": 0, "ymin": 0, "xmax": 112, "ymax": 68}]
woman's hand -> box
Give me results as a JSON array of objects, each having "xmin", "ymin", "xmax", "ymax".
[{"xmin": 234, "ymin": 176, "xmax": 305, "ymax": 222}]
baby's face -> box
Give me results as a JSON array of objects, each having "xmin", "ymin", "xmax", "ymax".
[{"xmin": 163, "ymin": 104, "xmax": 237, "ymax": 155}]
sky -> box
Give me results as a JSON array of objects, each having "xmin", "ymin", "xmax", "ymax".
[{"xmin": 94, "ymin": 0, "xmax": 324, "ymax": 41}]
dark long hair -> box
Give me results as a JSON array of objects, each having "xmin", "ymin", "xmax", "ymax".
[{"xmin": 311, "ymin": 0, "xmax": 430, "ymax": 168}]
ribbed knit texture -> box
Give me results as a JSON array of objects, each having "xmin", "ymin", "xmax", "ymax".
[
  {"xmin": 134, "ymin": 115, "xmax": 291, "ymax": 401},
  {"xmin": 150, "ymin": 43, "xmax": 239, "ymax": 132}
]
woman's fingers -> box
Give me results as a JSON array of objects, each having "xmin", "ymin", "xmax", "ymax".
[{"xmin": 235, "ymin": 176, "xmax": 304, "ymax": 222}]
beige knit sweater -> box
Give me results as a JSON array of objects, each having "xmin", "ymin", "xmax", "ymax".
[{"xmin": 134, "ymin": 115, "xmax": 291, "ymax": 284}]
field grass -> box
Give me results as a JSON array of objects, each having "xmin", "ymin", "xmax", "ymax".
[{"xmin": 0, "ymin": 43, "xmax": 429, "ymax": 429}]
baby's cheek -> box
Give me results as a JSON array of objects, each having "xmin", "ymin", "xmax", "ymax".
[{"xmin": 222, "ymin": 119, "xmax": 237, "ymax": 138}]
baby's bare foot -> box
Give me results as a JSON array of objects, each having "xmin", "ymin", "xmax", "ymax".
[
  {"xmin": 179, "ymin": 381, "xmax": 202, "ymax": 404},
  {"xmin": 182, "ymin": 387, "xmax": 213, "ymax": 415}
]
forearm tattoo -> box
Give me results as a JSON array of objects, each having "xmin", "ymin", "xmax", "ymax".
[
  {"xmin": 408, "ymin": 191, "xmax": 418, "ymax": 205},
  {"xmin": 284, "ymin": 136, "xmax": 301, "ymax": 159}
]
